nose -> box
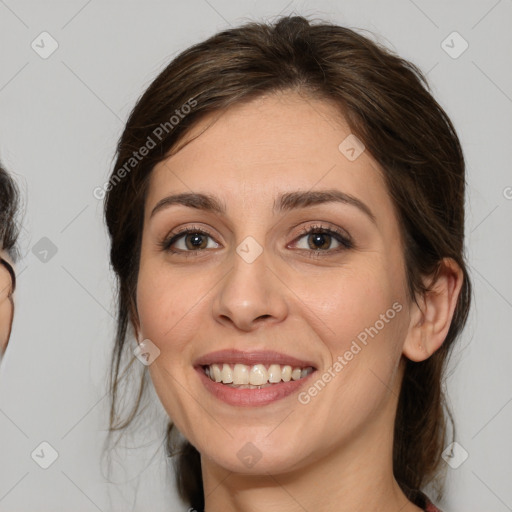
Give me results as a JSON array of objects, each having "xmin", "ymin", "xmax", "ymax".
[{"xmin": 211, "ymin": 248, "xmax": 289, "ymax": 332}]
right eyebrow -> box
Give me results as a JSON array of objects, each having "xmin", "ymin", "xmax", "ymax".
[{"xmin": 150, "ymin": 192, "xmax": 225, "ymax": 218}]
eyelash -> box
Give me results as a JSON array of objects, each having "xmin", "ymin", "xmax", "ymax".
[{"xmin": 159, "ymin": 223, "xmax": 353, "ymax": 258}]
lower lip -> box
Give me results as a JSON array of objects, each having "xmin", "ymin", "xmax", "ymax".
[{"xmin": 195, "ymin": 366, "xmax": 316, "ymax": 407}]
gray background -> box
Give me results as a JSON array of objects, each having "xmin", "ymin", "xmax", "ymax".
[{"xmin": 0, "ymin": 0, "xmax": 511, "ymax": 510}]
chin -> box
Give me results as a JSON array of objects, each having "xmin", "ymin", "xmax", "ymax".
[
  {"xmin": 205, "ymin": 449, "xmax": 306, "ymax": 476},
  {"xmin": 194, "ymin": 431, "xmax": 309, "ymax": 475}
]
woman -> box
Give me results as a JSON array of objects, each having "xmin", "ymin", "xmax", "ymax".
[
  {"xmin": 104, "ymin": 15, "xmax": 471, "ymax": 511},
  {"xmin": 0, "ymin": 163, "xmax": 19, "ymax": 359}
]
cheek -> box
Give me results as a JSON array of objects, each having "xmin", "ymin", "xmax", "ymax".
[
  {"xmin": 293, "ymin": 258, "xmax": 408, "ymax": 413},
  {"xmin": 294, "ymin": 259, "xmax": 405, "ymax": 353},
  {"xmin": 136, "ymin": 261, "xmax": 212, "ymax": 355},
  {"xmin": 135, "ymin": 263, "xmax": 208, "ymax": 434}
]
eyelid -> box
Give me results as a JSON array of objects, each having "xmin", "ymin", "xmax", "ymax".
[
  {"xmin": 292, "ymin": 222, "xmax": 352, "ymax": 244},
  {"xmin": 287, "ymin": 223, "xmax": 353, "ymax": 255}
]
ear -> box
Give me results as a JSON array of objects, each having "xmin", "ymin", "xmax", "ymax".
[{"xmin": 403, "ymin": 258, "xmax": 464, "ymax": 362}]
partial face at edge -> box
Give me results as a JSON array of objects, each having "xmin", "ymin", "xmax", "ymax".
[
  {"xmin": 135, "ymin": 92, "xmax": 415, "ymax": 474},
  {"xmin": 0, "ymin": 249, "xmax": 15, "ymax": 356}
]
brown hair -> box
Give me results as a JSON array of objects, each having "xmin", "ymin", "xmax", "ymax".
[{"xmin": 104, "ymin": 15, "xmax": 472, "ymax": 510}]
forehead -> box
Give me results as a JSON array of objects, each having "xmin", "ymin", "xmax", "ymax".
[{"xmin": 146, "ymin": 93, "xmax": 393, "ymax": 220}]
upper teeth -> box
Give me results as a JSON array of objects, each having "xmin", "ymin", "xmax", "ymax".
[{"xmin": 204, "ymin": 363, "xmax": 314, "ymax": 385}]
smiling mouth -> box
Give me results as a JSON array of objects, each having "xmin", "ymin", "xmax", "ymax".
[{"xmin": 202, "ymin": 362, "xmax": 316, "ymax": 389}]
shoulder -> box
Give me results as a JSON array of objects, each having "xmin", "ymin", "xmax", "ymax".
[
  {"xmin": 425, "ymin": 500, "xmax": 443, "ymax": 512},
  {"xmin": 409, "ymin": 489, "xmax": 443, "ymax": 512}
]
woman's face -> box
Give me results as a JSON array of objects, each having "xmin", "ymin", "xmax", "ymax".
[
  {"xmin": 136, "ymin": 92, "xmax": 415, "ymax": 474},
  {"xmin": 0, "ymin": 249, "xmax": 15, "ymax": 356}
]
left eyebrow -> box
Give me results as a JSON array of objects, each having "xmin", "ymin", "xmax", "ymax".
[
  {"xmin": 150, "ymin": 189, "xmax": 376, "ymax": 225},
  {"xmin": 275, "ymin": 189, "xmax": 376, "ymax": 225}
]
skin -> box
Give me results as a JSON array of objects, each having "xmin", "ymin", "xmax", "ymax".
[
  {"xmin": 0, "ymin": 249, "xmax": 15, "ymax": 356},
  {"xmin": 135, "ymin": 92, "xmax": 463, "ymax": 512}
]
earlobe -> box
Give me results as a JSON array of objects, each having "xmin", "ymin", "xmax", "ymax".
[{"xmin": 403, "ymin": 258, "xmax": 464, "ymax": 362}]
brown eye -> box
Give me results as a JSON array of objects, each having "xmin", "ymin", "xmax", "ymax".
[
  {"xmin": 306, "ymin": 232, "xmax": 335, "ymax": 250},
  {"xmin": 161, "ymin": 228, "xmax": 219, "ymax": 254},
  {"xmin": 183, "ymin": 232, "xmax": 209, "ymax": 250},
  {"xmin": 292, "ymin": 225, "xmax": 353, "ymax": 254}
]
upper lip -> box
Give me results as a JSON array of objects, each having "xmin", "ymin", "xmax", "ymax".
[{"xmin": 194, "ymin": 349, "xmax": 317, "ymax": 369}]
